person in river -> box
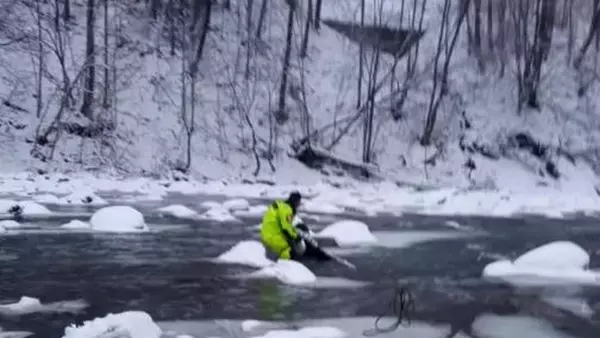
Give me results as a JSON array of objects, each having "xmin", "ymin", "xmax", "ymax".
[{"xmin": 260, "ymin": 191, "xmax": 305, "ymax": 260}]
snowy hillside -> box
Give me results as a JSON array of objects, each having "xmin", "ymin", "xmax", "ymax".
[{"xmin": 1, "ymin": 0, "xmax": 600, "ymax": 194}]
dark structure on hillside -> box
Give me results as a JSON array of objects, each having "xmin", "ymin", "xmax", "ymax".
[{"xmin": 322, "ymin": 19, "xmax": 425, "ymax": 57}]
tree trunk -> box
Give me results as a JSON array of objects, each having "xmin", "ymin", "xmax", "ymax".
[
  {"xmin": 64, "ymin": 0, "xmax": 71, "ymax": 22},
  {"xmin": 36, "ymin": 0, "xmax": 44, "ymax": 118},
  {"xmin": 314, "ymin": 0, "xmax": 323, "ymax": 30},
  {"xmin": 81, "ymin": 0, "xmax": 96, "ymax": 119},
  {"xmin": 276, "ymin": 0, "xmax": 296, "ymax": 124},
  {"xmin": 103, "ymin": 0, "xmax": 110, "ymax": 108},
  {"xmin": 256, "ymin": 0, "xmax": 268, "ymax": 39},
  {"xmin": 357, "ymin": 0, "xmax": 365, "ymax": 108},
  {"xmin": 244, "ymin": 0, "xmax": 254, "ymax": 79},
  {"xmin": 300, "ymin": 0, "xmax": 313, "ymax": 58}
]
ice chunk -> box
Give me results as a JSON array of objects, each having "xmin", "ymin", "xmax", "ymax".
[
  {"xmin": 0, "ymin": 220, "xmax": 21, "ymax": 229},
  {"xmin": 513, "ymin": 241, "xmax": 589, "ymax": 269},
  {"xmin": 222, "ymin": 198, "xmax": 250, "ymax": 211},
  {"xmin": 60, "ymin": 220, "xmax": 91, "ymax": 230},
  {"xmin": 62, "ymin": 311, "xmax": 161, "ymax": 338},
  {"xmin": 0, "ymin": 296, "xmax": 88, "ymax": 316},
  {"xmin": 217, "ymin": 241, "xmax": 272, "ymax": 268},
  {"xmin": 251, "ymin": 260, "xmax": 317, "ymax": 285},
  {"xmin": 157, "ymin": 205, "xmax": 198, "ymax": 218},
  {"xmin": 90, "ymin": 206, "xmax": 148, "ymax": 233},
  {"xmin": 318, "ymin": 220, "xmax": 377, "ymax": 246}
]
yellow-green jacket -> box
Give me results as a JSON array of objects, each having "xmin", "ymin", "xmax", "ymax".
[{"xmin": 260, "ymin": 200, "xmax": 299, "ymax": 259}]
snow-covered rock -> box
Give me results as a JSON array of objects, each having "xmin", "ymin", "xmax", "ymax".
[
  {"xmin": 62, "ymin": 311, "xmax": 161, "ymax": 338},
  {"xmin": 33, "ymin": 194, "xmax": 61, "ymax": 204},
  {"xmin": 513, "ymin": 241, "xmax": 589, "ymax": 269},
  {"xmin": 90, "ymin": 206, "xmax": 148, "ymax": 232},
  {"xmin": 217, "ymin": 240, "xmax": 272, "ymax": 268},
  {"xmin": 318, "ymin": 220, "xmax": 377, "ymax": 246},
  {"xmin": 0, "ymin": 220, "xmax": 21, "ymax": 229},
  {"xmin": 222, "ymin": 198, "xmax": 250, "ymax": 211},
  {"xmin": 251, "ymin": 259, "xmax": 317, "ymax": 285},
  {"xmin": 60, "ymin": 220, "xmax": 91, "ymax": 230},
  {"xmin": 482, "ymin": 241, "xmax": 600, "ymax": 285},
  {"xmin": 233, "ymin": 204, "xmax": 268, "ymax": 217},
  {"xmin": 58, "ymin": 191, "xmax": 108, "ymax": 206},
  {"xmin": 157, "ymin": 204, "xmax": 198, "ymax": 218},
  {"xmin": 0, "ymin": 200, "xmax": 52, "ymax": 216}
]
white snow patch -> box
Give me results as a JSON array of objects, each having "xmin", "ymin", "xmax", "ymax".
[
  {"xmin": 482, "ymin": 241, "xmax": 600, "ymax": 285},
  {"xmin": 62, "ymin": 311, "xmax": 161, "ymax": 338},
  {"xmin": 0, "ymin": 220, "xmax": 21, "ymax": 229},
  {"xmin": 157, "ymin": 205, "xmax": 198, "ymax": 218},
  {"xmin": 90, "ymin": 206, "xmax": 149, "ymax": 233},
  {"xmin": 250, "ymin": 260, "xmax": 317, "ymax": 285},
  {"xmin": 233, "ymin": 204, "xmax": 268, "ymax": 217},
  {"xmin": 0, "ymin": 296, "xmax": 88, "ymax": 316},
  {"xmin": 0, "ymin": 330, "xmax": 33, "ymax": 338},
  {"xmin": 200, "ymin": 201, "xmax": 222, "ymax": 209},
  {"xmin": 242, "ymin": 320, "xmax": 266, "ymax": 332},
  {"xmin": 216, "ymin": 240, "xmax": 272, "ymax": 268},
  {"xmin": 199, "ymin": 206, "xmax": 238, "ymax": 222},
  {"xmin": 542, "ymin": 296, "xmax": 594, "ymax": 318},
  {"xmin": 222, "ymin": 198, "xmax": 250, "ymax": 211},
  {"xmin": 317, "ymin": 220, "xmax": 377, "ymax": 246},
  {"xmin": 60, "ymin": 220, "xmax": 91, "ymax": 230},
  {"xmin": 301, "ymin": 199, "xmax": 345, "ymax": 214}
]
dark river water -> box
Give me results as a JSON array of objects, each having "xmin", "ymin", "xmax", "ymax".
[{"xmin": 0, "ymin": 193, "xmax": 599, "ymax": 338}]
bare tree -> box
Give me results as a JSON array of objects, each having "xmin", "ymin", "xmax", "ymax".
[
  {"xmin": 357, "ymin": 0, "xmax": 365, "ymax": 109},
  {"xmin": 573, "ymin": 2, "xmax": 600, "ymax": 69},
  {"xmin": 314, "ymin": 0, "xmax": 323, "ymax": 30},
  {"xmin": 255, "ymin": 0, "xmax": 268, "ymax": 39},
  {"xmin": 244, "ymin": 0, "xmax": 253, "ymax": 79},
  {"xmin": 35, "ymin": 0, "xmax": 44, "ymax": 118},
  {"xmin": 421, "ymin": 0, "xmax": 470, "ymax": 146},
  {"xmin": 276, "ymin": 0, "xmax": 297, "ymax": 124},
  {"xmin": 102, "ymin": 0, "xmax": 110, "ymax": 108},
  {"xmin": 81, "ymin": 0, "xmax": 96, "ymax": 119},
  {"xmin": 63, "ymin": 0, "xmax": 71, "ymax": 22},
  {"xmin": 300, "ymin": 0, "xmax": 313, "ymax": 58}
]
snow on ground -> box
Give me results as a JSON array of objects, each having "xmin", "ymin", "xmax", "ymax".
[
  {"xmin": 61, "ymin": 311, "xmax": 161, "ymax": 338},
  {"xmin": 482, "ymin": 241, "xmax": 600, "ymax": 286},
  {"xmin": 2, "ymin": 173, "xmax": 600, "ymax": 219},
  {"xmin": 0, "ymin": 296, "xmax": 88, "ymax": 316},
  {"xmin": 89, "ymin": 205, "xmax": 149, "ymax": 233}
]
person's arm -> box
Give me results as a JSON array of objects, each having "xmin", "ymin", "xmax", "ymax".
[{"xmin": 278, "ymin": 205, "xmax": 299, "ymax": 240}]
